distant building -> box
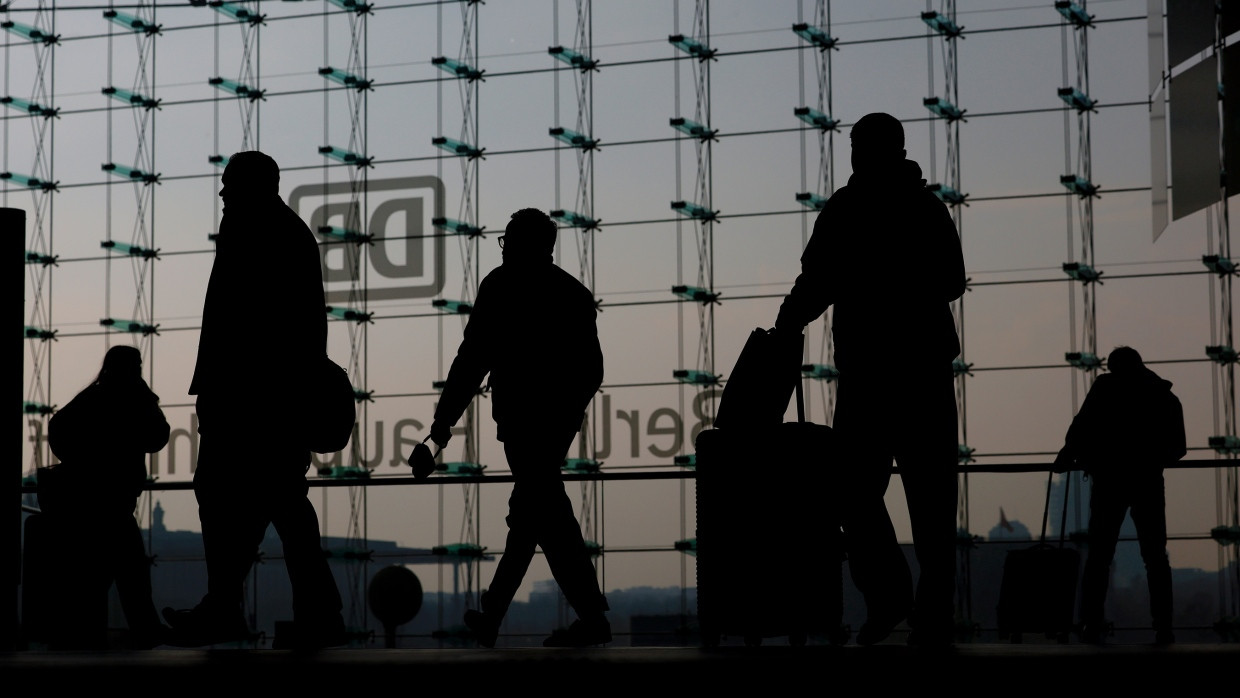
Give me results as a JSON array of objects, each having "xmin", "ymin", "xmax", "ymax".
[{"xmin": 988, "ymin": 508, "xmax": 1032, "ymax": 541}]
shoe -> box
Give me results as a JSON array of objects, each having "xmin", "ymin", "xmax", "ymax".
[
  {"xmin": 543, "ymin": 617, "xmax": 612, "ymax": 648},
  {"xmin": 827, "ymin": 624, "xmax": 852, "ymax": 646},
  {"xmin": 162, "ymin": 605, "xmax": 250, "ymax": 647},
  {"xmin": 1154, "ymin": 629, "xmax": 1176, "ymax": 645},
  {"xmin": 856, "ymin": 607, "xmax": 909, "ymax": 646},
  {"xmin": 130, "ymin": 624, "xmax": 170, "ymax": 650},
  {"xmin": 464, "ymin": 609, "xmax": 500, "ymax": 648},
  {"xmin": 1079, "ymin": 623, "xmax": 1105, "ymax": 645}
]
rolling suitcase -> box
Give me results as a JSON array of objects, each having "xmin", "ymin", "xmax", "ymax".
[
  {"xmin": 996, "ymin": 470, "xmax": 1081, "ymax": 643},
  {"xmin": 695, "ymin": 327, "xmax": 846, "ymax": 647}
]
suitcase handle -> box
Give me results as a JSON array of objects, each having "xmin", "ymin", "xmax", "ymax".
[{"xmin": 1039, "ymin": 468, "xmax": 1071, "ymax": 547}]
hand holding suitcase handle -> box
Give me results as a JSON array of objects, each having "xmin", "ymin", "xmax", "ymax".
[{"xmin": 774, "ymin": 326, "xmax": 807, "ymax": 424}]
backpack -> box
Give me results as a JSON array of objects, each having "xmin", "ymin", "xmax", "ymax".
[{"xmin": 304, "ymin": 355, "xmax": 357, "ymax": 454}]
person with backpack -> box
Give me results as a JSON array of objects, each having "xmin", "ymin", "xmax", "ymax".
[
  {"xmin": 161, "ymin": 151, "xmax": 346, "ymax": 649},
  {"xmin": 1053, "ymin": 345, "xmax": 1186, "ymax": 645},
  {"xmin": 42, "ymin": 344, "xmax": 170, "ymax": 649}
]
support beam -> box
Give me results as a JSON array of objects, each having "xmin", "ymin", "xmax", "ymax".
[{"xmin": 3, "ymin": 207, "xmax": 24, "ymax": 651}]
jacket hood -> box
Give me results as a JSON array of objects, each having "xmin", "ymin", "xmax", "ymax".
[
  {"xmin": 847, "ymin": 158, "xmax": 927, "ymax": 191},
  {"xmin": 1105, "ymin": 366, "xmax": 1173, "ymax": 391}
]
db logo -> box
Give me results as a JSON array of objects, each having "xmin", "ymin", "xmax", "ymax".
[{"xmin": 289, "ymin": 176, "xmax": 446, "ymax": 302}]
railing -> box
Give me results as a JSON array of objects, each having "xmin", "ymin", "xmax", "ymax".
[{"xmin": 14, "ymin": 459, "xmax": 1240, "ymax": 648}]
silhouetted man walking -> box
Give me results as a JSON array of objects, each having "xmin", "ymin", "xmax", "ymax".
[
  {"xmin": 1054, "ymin": 346, "xmax": 1184, "ymax": 645},
  {"xmin": 164, "ymin": 151, "xmax": 346, "ymax": 649},
  {"xmin": 429, "ymin": 208, "xmax": 611, "ymax": 648},
  {"xmin": 774, "ymin": 112, "xmax": 966, "ymax": 646}
]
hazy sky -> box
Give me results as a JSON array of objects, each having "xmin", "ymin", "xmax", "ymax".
[{"xmin": 10, "ymin": 0, "xmax": 1236, "ymax": 600}]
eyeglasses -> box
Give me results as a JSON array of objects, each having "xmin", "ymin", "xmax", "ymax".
[{"xmin": 497, "ymin": 235, "xmax": 506, "ymax": 249}]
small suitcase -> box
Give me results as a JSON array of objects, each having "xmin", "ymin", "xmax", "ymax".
[
  {"xmin": 695, "ymin": 328, "xmax": 846, "ymax": 647},
  {"xmin": 996, "ymin": 471, "xmax": 1081, "ymax": 643}
]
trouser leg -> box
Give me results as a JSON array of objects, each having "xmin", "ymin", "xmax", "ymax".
[
  {"xmin": 1130, "ymin": 475, "xmax": 1172, "ymax": 631},
  {"xmin": 1081, "ymin": 481, "xmax": 1126, "ymax": 627},
  {"xmin": 270, "ymin": 479, "xmax": 343, "ymax": 627},
  {"xmin": 834, "ymin": 375, "xmax": 912, "ymax": 620},
  {"xmin": 900, "ymin": 372, "xmax": 959, "ymax": 634},
  {"xmin": 502, "ymin": 437, "xmax": 606, "ymax": 621},
  {"xmin": 110, "ymin": 514, "xmax": 162, "ymax": 632},
  {"xmin": 536, "ymin": 480, "xmax": 607, "ymax": 619},
  {"xmin": 901, "ymin": 459, "xmax": 958, "ymax": 632},
  {"xmin": 193, "ymin": 432, "xmax": 271, "ymax": 617},
  {"xmin": 479, "ymin": 482, "xmax": 541, "ymax": 620},
  {"xmin": 839, "ymin": 469, "xmax": 912, "ymax": 618}
]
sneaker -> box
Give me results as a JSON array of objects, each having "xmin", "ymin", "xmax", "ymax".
[
  {"xmin": 1079, "ymin": 623, "xmax": 1105, "ymax": 645},
  {"xmin": 162, "ymin": 605, "xmax": 250, "ymax": 647},
  {"xmin": 464, "ymin": 609, "xmax": 500, "ymax": 648},
  {"xmin": 827, "ymin": 624, "xmax": 852, "ymax": 646},
  {"xmin": 130, "ymin": 624, "xmax": 170, "ymax": 650},
  {"xmin": 856, "ymin": 606, "xmax": 909, "ymax": 646},
  {"xmin": 543, "ymin": 617, "xmax": 612, "ymax": 648}
]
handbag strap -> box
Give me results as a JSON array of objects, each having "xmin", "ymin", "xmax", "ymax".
[
  {"xmin": 1039, "ymin": 471, "xmax": 1052, "ymax": 543},
  {"xmin": 795, "ymin": 372, "xmax": 805, "ymax": 424}
]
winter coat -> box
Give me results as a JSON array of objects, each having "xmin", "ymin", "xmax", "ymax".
[
  {"xmin": 1060, "ymin": 368, "xmax": 1187, "ymax": 475},
  {"xmin": 190, "ymin": 197, "xmax": 327, "ymax": 402},
  {"xmin": 45, "ymin": 378, "xmax": 170, "ymax": 513},
  {"xmin": 434, "ymin": 257, "xmax": 603, "ymax": 442},
  {"xmin": 776, "ymin": 159, "xmax": 966, "ymax": 372}
]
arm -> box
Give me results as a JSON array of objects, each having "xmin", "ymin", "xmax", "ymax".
[
  {"xmin": 1057, "ymin": 379, "xmax": 1107, "ymax": 470},
  {"xmin": 775, "ymin": 206, "xmax": 836, "ymax": 331},
  {"xmin": 932, "ymin": 198, "xmax": 967, "ymax": 303},
  {"xmin": 431, "ymin": 279, "xmax": 494, "ymax": 445},
  {"xmin": 577, "ymin": 299, "xmax": 604, "ymax": 413},
  {"xmin": 1166, "ymin": 395, "xmax": 1187, "ymax": 462},
  {"xmin": 135, "ymin": 385, "xmax": 171, "ymax": 453}
]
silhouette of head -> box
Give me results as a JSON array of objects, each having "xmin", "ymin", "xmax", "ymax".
[
  {"xmin": 220, "ymin": 151, "xmax": 280, "ymax": 212},
  {"xmin": 501, "ymin": 208, "xmax": 557, "ymax": 263},
  {"xmin": 96, "ymin": 345, "xmax": 142, "ymax": 385},
  {"xmin": 1106, "ymin": 345, "xmax": 1144, "ymax": 375},
  {"xmin": 850, "ymin": 112, "xmax": 906, "ymax": 176}
]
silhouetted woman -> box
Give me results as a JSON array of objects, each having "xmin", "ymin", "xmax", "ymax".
[{"xmin": 42, "ymin": 345, "xmax": 170, "ymax": 649}]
